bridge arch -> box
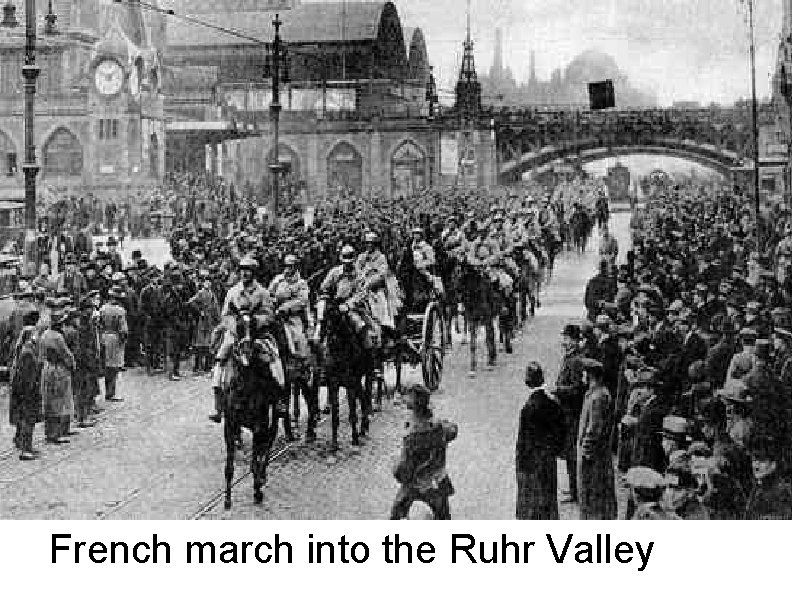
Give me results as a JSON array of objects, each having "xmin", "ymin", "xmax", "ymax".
[{"xmin": 499, "ymin": 140, "xmax": 744, "ymax": 184}]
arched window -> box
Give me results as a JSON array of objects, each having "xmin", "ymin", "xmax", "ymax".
[
  {"xmin": 391, "ymin": 141, "xmax": 426, "ymax": 198},
  {"xmin": 42, "ymin": 128, "xmax": 82, "ymax": 178},
  {"xmin": 0, "ymin": 130, "xmax": 16, "ymax": 177},
  {"xmin": 327, "ymin": 141, "xmax": 362, "ymax": 196}
]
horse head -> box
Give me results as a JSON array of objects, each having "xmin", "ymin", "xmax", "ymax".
[{"xmin": 233, "ymin": 311, "xmax": 254, "ymax": 367}]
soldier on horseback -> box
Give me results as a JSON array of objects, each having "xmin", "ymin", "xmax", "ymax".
[
  {"xmin": 269, "ymin": 254, "xmax": 313, "ymax": 442},
  {"xmin": 411, "ymin": 227, "xmax": 444, "ymax": 303},
  {"xmin": 316, "ymin": 245, "xmax": 375, "ymax": 449},
  {"xmin": 221, "ymin": 256, "xmax": 285, "ymax": 388}
]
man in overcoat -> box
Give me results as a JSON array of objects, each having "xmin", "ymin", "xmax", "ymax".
[{"xmin": 577, "ymin": 358, "xmax": 617, "ymax": 519}]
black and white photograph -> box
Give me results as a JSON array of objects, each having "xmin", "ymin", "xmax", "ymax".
[{"xmin": 0, "ymin": 0, "xmax": 790, "ymax": 522}]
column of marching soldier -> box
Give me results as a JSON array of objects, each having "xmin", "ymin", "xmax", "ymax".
[
  {"xmin": 517, "ymin": 187, "xmax": 792, "ymax": 520},
  {"xmin": 7, "ymin": 181, "xmax": 589, "ymax": 468}
]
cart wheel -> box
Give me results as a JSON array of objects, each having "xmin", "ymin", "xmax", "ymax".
[{"xmin": 421, "ymin": 302, "xmax": 445, "ymax": 391}]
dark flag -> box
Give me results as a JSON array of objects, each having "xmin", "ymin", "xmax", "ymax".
[{"xmin": 588, "ymin": 79, "xmax": 616, "ymax": 110}]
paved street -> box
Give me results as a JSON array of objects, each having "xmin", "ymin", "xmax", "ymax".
[{"xmin": 0, "ymin": 214, "xmax": 630, "ymax": 520}]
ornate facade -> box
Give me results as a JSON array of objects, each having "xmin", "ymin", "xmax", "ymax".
[
  {"xmin": 164, "ymin": 1, "xmax": 453, "ymax": 201},
  {"xmin": 0, "ymin": 0, "xmax": 166, "ymax": 205}
]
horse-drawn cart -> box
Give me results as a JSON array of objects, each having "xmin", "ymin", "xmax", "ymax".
[{"xmin": 390, "ymin": 275, "xmax": 446, "ymax": 393}]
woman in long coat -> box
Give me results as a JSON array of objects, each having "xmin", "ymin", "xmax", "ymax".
[
  {"xmin": 10, "ymin": 314, "xmax": 42, "ymax": 460},
  {"xmin": 39, "ymin": 308, "xmax": 76, "ymax": 444},
  {"xmin": 577, "ymin": 359, "xmax": 617, "ymax": 520}
]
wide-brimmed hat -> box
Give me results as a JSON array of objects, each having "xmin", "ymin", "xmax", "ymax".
[{"xmin": 340, "ymin": 245, "xmax": 356, "ymax": 264}]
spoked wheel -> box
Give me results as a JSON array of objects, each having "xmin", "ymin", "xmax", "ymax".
[{"xmin": 421, "ymin": 302, "xmax": 445, "ymax": 392}]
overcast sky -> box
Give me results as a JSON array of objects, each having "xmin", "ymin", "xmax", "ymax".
[{"xmin": 383, "ymin": 0, "xmax": 785, "ymax": 105}]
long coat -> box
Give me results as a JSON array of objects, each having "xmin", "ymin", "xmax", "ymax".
[
  {"xmin": 9, "ymin": 332, "xmax": 41, "ymax": 425},
  {"xmin": 187, "ymin": 288, "xmax": 220, "ymax": 349},
  {"xmin": 73, "ymin": 316, "xmax": 102, "ymax": 407},
  {"xmin": 39, "ymin": 327, "xmax": 75, "ymax": 419},
  {"xmin": 100, "ymin": 302, "xmax": 128, "ymax": 369},
  {"xmin": 515, "ymin": 388, "xmax": 566, "ymax": 519},
  {"xmin": 577, "ymin": 384, "xmax": 617, "ymax": 520}
]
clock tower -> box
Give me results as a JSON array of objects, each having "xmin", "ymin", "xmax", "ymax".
[{"xmin": 88, "ymin": 16, "xmax": 165, "ymax": 194}]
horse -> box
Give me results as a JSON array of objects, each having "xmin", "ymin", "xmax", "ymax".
[
  {"xmin": 314, "ymin": 297, "xmax": 376, "ymax": 450},
  {"xmin": 222, "ymin": 313, "xmax": 284, "ymax": 510},
  {"xmin": 453, "ymin": 261, "xmax": 499, "ymax": 374}
]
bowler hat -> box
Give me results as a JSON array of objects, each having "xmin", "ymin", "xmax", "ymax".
[{"xmin": 660, "ymin": 416, "xmax": 692, "ymax": 441}]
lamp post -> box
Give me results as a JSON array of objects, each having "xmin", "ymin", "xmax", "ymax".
[
  {"xmin": 267, "ymin": 13, "xmax": 289, "ymax": 231},
  {"xmin": 1, "ymin": 1, "xmax": 43, "ymax": 275},
  {"xmin": 746, "ymin": 0, "xmax": 762, "ymax": 249}
]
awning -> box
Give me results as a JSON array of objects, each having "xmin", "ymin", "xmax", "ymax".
[{"xmin": 166, "ymin": 120, "xmax": 259, "ymax": 144}]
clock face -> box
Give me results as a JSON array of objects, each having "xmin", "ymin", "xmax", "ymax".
[{"xmin": 95, "ymin": 60, "xmax": 124, "ymax": 96}]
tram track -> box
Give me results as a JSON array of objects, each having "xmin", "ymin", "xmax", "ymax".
[{"xmin": 0, "ymin": 373, "xmax": 204, "ymax": 485}]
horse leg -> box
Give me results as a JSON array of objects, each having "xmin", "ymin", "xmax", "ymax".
[
  {"xmin": 292, "ymin": 379, "xmax": 301, "ymax": 425},
  {"xmin": 305, "ymin": 378, "xmax": 319, "ymax": 443},
  {"xmin": 328, "ymin": 384, "xmax": 340, "ymax": 451},
  {"xmin": 485, "ymin": 316, "xmax": 497, "ymax": 368},
  {"xmin": 223, "ymin": 413, "xmax": 236, "ymax": 510},
  {"xmin": 468, "ymin": 321, "xmax": 478, "ymax": 376},
  {"xmin": 251, "ymin": 429, "xmax": 265, "ymax": 504},
  {"xmin": 348, "ymin": 382, "xmax": 360, "ymax": 446},
  {"xmin": 359, "ymin": 376, "xmax": 371, "ymax": 438}
]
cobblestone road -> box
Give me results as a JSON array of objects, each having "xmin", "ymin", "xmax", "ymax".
[{"xmin": 0, "ymin": 214, "xmax": 631, "ymax": 520}]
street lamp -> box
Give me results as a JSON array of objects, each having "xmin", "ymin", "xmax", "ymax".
[
  {"xmin": 743, "ymin": 0, "xmax": 762, "ymax": 249},
  {"xmin": 1, "ymin": 1, "xmax": 54, "ymax": 275},
  {"xmin": 266, "ymin": 13, "xmax": 290, "ymax": 231}
]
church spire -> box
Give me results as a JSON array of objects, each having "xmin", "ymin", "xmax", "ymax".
[{"xmin": 455, "ymin": 0, "xmax": 481, "ymax": 120}]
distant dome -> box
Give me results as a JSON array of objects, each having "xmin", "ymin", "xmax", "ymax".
[{"xmin": 564, "ymin": 50, "xmax": 621, "ymax": 84}]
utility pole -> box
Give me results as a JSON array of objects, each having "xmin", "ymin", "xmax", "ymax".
[{"xmin": 748, "ymin": 0, "xmax": 762, "ymax": 249}]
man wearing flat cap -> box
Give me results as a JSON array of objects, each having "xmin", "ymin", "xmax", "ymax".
[
  {"xmin": 516, "ymin": 362, "xmax": 566, "ymax": 519},
  {"xmin": 660, "ymin": 416, "xmax": 692, "ymax": 465},
  {"xmin": 555, "ymin": 324, "xmax": 586, "ymax": 502},
  {"xmin": 391, "ymin": 384, "xmax": 457, "ymax": 520},
  {"xmin": 745, "ymin": 435, "xmax": 792, "ymax": 519}
]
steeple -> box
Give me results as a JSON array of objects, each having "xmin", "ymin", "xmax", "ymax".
[
  {"xmin": 529, "ymin": 49, "xmax": 537, "ymax": 85},
  {"xmin": 491, "ymin": 27, "xmax": 503, "ymax": 80},
  {"xmin": 455, "ymin": 0, "xmax": 481, "ymax": 120}
]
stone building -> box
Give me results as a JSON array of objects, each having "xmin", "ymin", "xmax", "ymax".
[
  {"xmin": 163, "ymin": 0, "xmax": 493, "ymax": 202},
  {"xmin": 0, "ymin": 0, "xmax": 167, "ymax": 208}
]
